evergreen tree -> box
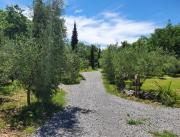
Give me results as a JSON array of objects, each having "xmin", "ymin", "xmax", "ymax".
[
  {"xmin": 35, "ymin": 0, "xmax": 66, "ymax": 103},
  {"xmin": 33, "ymin": 0, "xmax": 47, "ymax": 38},
  {"xmin": 91, "ymin": 45, "xmax": 95, "ymax": 69},
  {"xmin": 71, "ymin": 22, "xmax": 78, "ymax": 51},
  {"xmin": 98, "ymin": 47, "xmax": 101, "ymax": 68}
]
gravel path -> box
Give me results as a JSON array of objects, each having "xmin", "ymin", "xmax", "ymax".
[{"xmin": 32, "ymin": 71, "xmax": 180, "ymax": 137}]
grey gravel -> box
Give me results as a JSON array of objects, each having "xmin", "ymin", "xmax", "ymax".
[{"xmin": 32, "ymin": 71, "xmax": 180, "ymax": 137}]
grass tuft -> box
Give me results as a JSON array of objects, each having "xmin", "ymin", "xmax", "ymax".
[
  {"xmin": 127, "ymin": 119, "xmax": 144, "ymax": 125},
  {"xmin": 52, "ymin": 89, "xmax": 66, "ymax": 106},
  {"xmin": 25, "ymin": 126, "xmax": 36, "ymax": 135},
  {"xmin": 151, "ymin": 130, "xmax": 178, "ymax": 137}
]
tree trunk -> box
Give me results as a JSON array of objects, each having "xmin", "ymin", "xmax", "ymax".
[{"xmin": 27, "ymin": 90, "xmax": 31, "ymax": 106}]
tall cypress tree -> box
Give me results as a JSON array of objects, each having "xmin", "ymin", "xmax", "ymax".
[
  {"xmin": 71, "ymin": 22, "xmax": 78, "ymax": 51},
  {"xmin": 34, "ymin": 0, "xmax": 66, "ymax": 103},
  {"xmin": 33, "ymin": 0, "xmax": 47, "ymax": 38},
  {"xmin": 98, "ymin": 47, "xmax": 101, "ymax": 68},
  {"xmin": 31, "ymin": 0, "xmax": 66, "ymax": 103},
  {"xmin": 91, "ymin": 45, "xmax": 95, "ymax": 69}
]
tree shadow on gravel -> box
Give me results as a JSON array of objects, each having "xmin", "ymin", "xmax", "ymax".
[{"xmin": 33, "ymin": 106, "xmax": 94, "ymax": 137}]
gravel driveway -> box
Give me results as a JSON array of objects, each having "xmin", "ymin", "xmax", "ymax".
[{"xmin": 32, "ymin": 71, "xmax": 180, "ymax": 137}]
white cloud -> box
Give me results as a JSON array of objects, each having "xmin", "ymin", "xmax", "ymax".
[
  {"xmin": 21, "ymin": 7, "xmax": 158, "ymax": 46},
  {"xmin": 65, "ymin": 11, "xmax": 158, "ymax": 45}
]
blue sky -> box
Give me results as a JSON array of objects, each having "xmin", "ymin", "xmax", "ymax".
[{"xmin": 0, "ymin": 0, "xmax": 180, "ymax": 45}]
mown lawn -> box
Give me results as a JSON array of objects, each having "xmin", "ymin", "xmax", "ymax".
[
  {"xmin": 142, "ymin": 76, "xmax": 180, "ymax": 94},
  {"xmin": 0, "ymin": 81, "xmax": 66, "ymax": 136}
]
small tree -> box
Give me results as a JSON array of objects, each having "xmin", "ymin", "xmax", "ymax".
[
  {"xmin": 14, "ymin": 38, "xmax": 39, "ymax": 106},
  {"xmin": 71, "ymin": 22, "xmax": 78, "ymax": 51}
]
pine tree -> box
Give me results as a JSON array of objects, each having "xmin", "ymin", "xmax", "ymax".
[
  {"xmin": 71, "ymin": 22, "xmax": 78, "ymax": 51},
  {"xmin": 91, "ymin": 45, "xmax": 95, "ymax": 69}
]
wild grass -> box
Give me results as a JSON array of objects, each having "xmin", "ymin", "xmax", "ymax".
[
  {"xmin": 154, "ymin": 81, "xmax": 178, "ymax": 106},
  {"xmin": 102, "ymin": 75, "xmax": 121, "ymax": 97}
]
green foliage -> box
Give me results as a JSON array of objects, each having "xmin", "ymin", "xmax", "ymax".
[
  {"xmin": 4, "ymin": 5, "xmax": 28, "ymax": 39},
  {"xmin": 98, "ymin": 47, "xmax": 101, "ymax": 68},
  {"xmin": 33, "ymin": 0, "xmax": 48, "ymax": 38},
  {"xmin": 101, "ymin": 45, "xmax": 116, "ymax": 83},
  {"xmin": 19, "ymin": 0, "xmax": 67, "ymax": 103},
  {"xmin": 102, "ymin": 42, "xmax": 178, "ymax": 91},
  {"xmin": 0, "ymin": 0, "xmax": 73, "ymax": 105},
  {"xmin": 151, "ymin": 22, "xmax": 180, "ymax": 58},
  {"xmin": 151, "ymin": 130, "xmax": 178, "ymax": 137},
  {"xmin": 77, "ymin": 43, "xmax": 91, "ymax": 69},
  {"xmin": 63, "ymin": 51, "xmax": 80, "ymax": 84},
  {"xmin": 102, "ymin": 75, "xmax": 122, "ymax": 97},
  {"xmin": 0, "ymin": 40, "xmax": 15, "ymax": 84},
  {"xmin": 0, "ymin": 81, "xmax": 20, "ymax": 95}
]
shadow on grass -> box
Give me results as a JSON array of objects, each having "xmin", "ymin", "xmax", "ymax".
[
  {"xmin": 3, "ymin": 102, "xmax": 94, "ymax": 136},
  {"xmin": 33, "ymin": 106, "xmax": 94, "ymax": 136},
  {"xmin": 3, "ymin": 102, "xmax": 63, "ymax": 130}
]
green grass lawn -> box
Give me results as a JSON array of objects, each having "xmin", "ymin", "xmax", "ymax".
[{"xmin": 142, "ymin": 77, "xmax": 180, "ymax": 94}]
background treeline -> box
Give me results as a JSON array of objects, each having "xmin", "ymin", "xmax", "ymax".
[
  {"xmin": 101, "ymin": 22, "xmax": 180, "ymax": 105},
  {"xmin": 0, "ymin": 0, "xmax": 100, "ymax": 106}
]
